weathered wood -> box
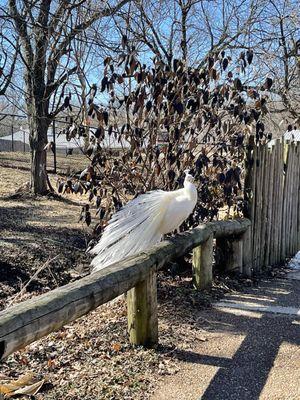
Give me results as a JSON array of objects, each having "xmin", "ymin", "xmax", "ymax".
[
  {"xmin": 272, "ymin": 141, "xmax": 280, "ymax": 264},
  {"xmin": 243, "ymin": 140, "xmax": 255, "ymax": 220},
  {"xmin": 253, "ymin": 145, "xmax": 263, "ymax": 270},
  {"xmin": 256, "ymin": 145, "xmax": 265, "ymax": 268},
  {"xmin": 243, "ymin": 142, "xmax": 255, "ymax": 272},
  {"xmin": 275, "ymin": 141, "xmax": 283, "ymax": 264},
  {"xmin": 265, "ymin": 144, "xmax": 275, "ymax": 266},
  {"xmin": 199, "ymin": 220, "xmax": 251, "ymax": 276},
  {"xmin": 0, "ymin": 219, "xmax": 250, "ymax": 360},
  {"xmin": 292, "ymin": 144, "xmax": 297, "ymax": 254},
  {"xmin": 296, "ymin": 145, "xmax": 300, "ymax": 250},
  {"xmin": 292, "ymin": 145, "xmax": 296, "ymax": 254},
  {"xmin": 127, "ymin": 269, "xmax": 158, "ymax": 347},
  {"xmin": 215, "ymin": 235, "xmax": 244, "ymax": 273},
  {"xmin": 288, "ymin": 144, "xmax": 293, "ymax": 256},
  {"xmin": 242, "ymin": 227, "xmax": 252, "ymax": 276},
  {"xmin": 251, "ymin": 146, "xmax": 258, "ymax": 269},
  {"xmin": 269, "ymin": 143, "xmax": 275, "ymax": 265},
  {"xmin": 292, "ymin": 144, "xmax": 299, "ymax": 255},
  {"xmin": 277, "ymin": 141, "xmax": 284, "ymax": 264},
  {"xmin": 281, "ymin": 142, "xmax": 290, "ymax": 260},
  {"xmin": 192, "ymin": 234, "xmax": 213, "ymax": 290},
  {"xmin": 269, "ymin": 142, "xmax": 278, "ymax": 265},
  {"xmin": 262, "ymin": 147, "xmax": 271, "ymax": 266},
  {"xmin": 293, "ymin": 144, "xmax": 298, "ymax": 254},
  {"xmin": 232, "ymin": 239, "xmax": 243, "ymax": 273},
  {"xmin": 287, "ymin": 144, "xmax": 294, "ymax": 257},
  {"xmin": 297, "ymin": 145, "xmax": 300, "ymax": 250},
  {"xmin": 261, "ymin": 145, "xmax": 270, "ymax": 268},
  {"xmin": 209, "ymin": 219, "xmax": 251, "ymax": 238},
  {"xmin": 244, "ymin": 140, "xmax": 300, "ymax": 270},
  {"xmin": 289, "ymin": 144, "xmax": 296, "ymax": 256}
]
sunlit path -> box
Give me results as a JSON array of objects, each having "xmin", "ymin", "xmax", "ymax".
[{"xmin": 152, "ymin": 270, "xmax": 300, "ymax": 400}]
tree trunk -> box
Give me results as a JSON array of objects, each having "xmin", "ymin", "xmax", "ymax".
[{"xmin": 28, "ymin": 108, "xmax": 50, "ymax": 194}]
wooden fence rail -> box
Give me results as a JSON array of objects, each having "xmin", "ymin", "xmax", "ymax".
[{"xmin": 0, "ymin": 219, "xmax": 250, "ymax": 360}]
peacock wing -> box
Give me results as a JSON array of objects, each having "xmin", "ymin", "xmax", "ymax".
[{"xmin": 90, "ymin": 190, "xmax": 173, "ymax": 271}]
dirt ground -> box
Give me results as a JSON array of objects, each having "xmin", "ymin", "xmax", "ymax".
[
  {"xmin": 0, "ymin": 152, "xmax": 88, "ymax": 183},
  {"xmin": 0, "ymin": 151, "xmax": 285, "ymax": 399},
  {"xmin": 0, "ymin": 152, "xmax": 92, "ymax": 311}
]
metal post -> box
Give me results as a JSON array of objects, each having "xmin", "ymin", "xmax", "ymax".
[
  {"xmin": 11, "ymin": 124, "xmax": 14, "ymax": 152},
  {"xmin": 23, "ymin": 130, "xmax": 26, "ymax": 153},
  {"xmin": 52, "ymin": 120, "xmax": 57, "ymax": 173}
]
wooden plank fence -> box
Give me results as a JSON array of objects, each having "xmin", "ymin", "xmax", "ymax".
[
  {"xmin": 244, "ymin": 139, "xmax": 300, "ymax": 270},
  {"xmin": 0, "ymin": 219, "xmax": 251, "ymax": 360}
]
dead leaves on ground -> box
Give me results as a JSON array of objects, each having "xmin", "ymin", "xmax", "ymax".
[
  {"xmin": 0, "ymin": 276, "xmax": 212, "ymax": 400},
  {"xmin": 0, "ymin": 372, "xmax": 46, "ymax": 398},
  {"xmin": 111, "ymin": 342, "xmax": 122, "ymax": 353}
]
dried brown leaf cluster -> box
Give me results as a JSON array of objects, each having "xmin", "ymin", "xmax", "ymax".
[{"xmin": 58, "ymin": 49, "xmax": 273, "ymax": 236}]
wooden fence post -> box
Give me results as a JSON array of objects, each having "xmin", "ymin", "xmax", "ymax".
[
  {"xmin": 243, "ymin": 139, "xmax": 257, "ymax": 270},
  {"xmin": 215, "ymin": 235, "xmax": 244, "ymax": 273},
  {"xmin": 127, "ymin": 269, "xmax": 158, "ymax": 347},
  {"xmin": 231, "ymin": 239, "xmax": 243, "ymax": 272},
  {"xmin": 242, "ymin": 227, "xmax": 252, "ymax": 276},
  {"xmin": 192, "ymin": 233, "xmax": 213, "ymax": 290}
]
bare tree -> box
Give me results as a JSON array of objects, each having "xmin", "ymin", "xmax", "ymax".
[
  {"xmin": 107, "ymin": 0, "xmax": 299, "ymax": 134},
  {"xmin": 114, "ymin": 0, "xmax": 263, "ymax": 65},
  {"xmin": 4, "ymin": 0, "xmax": 130, "ymax": 194},
  {"xmin": 253, "ymin": 0, "xmax": 300, "ymax": 128},
  {"xmin": 0, "ymin": 8, "xmax": 18, "ymax": 97}
]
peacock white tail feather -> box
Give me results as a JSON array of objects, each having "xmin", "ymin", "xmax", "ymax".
[
  {"xmin": 90, "ymin": 190, "xmax": 169, "ymax": 271},
  {"xmin": 90, "ymin": 172, "xmax": 197, "ymax": 272}
]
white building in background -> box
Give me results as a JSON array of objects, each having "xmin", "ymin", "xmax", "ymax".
[
  {"xmin": 0, "ymin": 129, "xmax": 30, "ymax": 152},
  {"xmin": 284, "ymin": 129, "xmax": 300, "ymax": 142},
  {"xmin": 268, "ymin": 128, "xmax": 300, "ymax": 148},
  {"xmin": 0, "ymin": 128, "xmax": 131, "ymax": 153},
  {"xmin": 0, "ymin": 129, "xmax": 84, "ymax": 153}
]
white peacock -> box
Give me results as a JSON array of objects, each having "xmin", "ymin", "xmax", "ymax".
[{"xmin": 90, "ymin": 170, "xmax": 197, "ymax": 271}]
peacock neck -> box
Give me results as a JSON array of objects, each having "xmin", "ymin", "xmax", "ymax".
[{"xmin": 184, "ymin": 181, "xmax": 198, "ymax": 202}]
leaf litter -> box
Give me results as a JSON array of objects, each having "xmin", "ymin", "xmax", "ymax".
[
  {"xmin": 0, "ymin": 157, "xmax": 277, "ymax": 399},
  {"xmin": 1, "ymin": 274, "xmax": 216, "ymax": 400}
]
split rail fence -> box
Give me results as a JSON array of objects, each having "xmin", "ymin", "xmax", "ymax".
[
  {"xmin": 0, "ymin": 139, "xmax": 299, "ymax": 360},
  {"xmin": 0, "ymin": 219, "xmax": 250, "ymax": 360}
]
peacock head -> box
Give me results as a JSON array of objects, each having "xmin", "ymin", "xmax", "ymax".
[{"xmin": 184, "ymin": 169, "xmax": 195, "ymax": 183}]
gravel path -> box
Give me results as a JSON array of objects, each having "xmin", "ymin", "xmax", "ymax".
[{"xmin": 152, "ymin": 272, "xmax": 300, "ymax": 400}]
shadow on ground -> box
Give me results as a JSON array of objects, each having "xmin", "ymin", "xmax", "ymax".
[
  {"xmin": 0, "ymin": 198, "xmax": 91, "ymax": 309},
  {"xmin": 0, "ymin": 202, "xmax": 86, "ymax": 248},
  {"xmin": 155, "ymin": 277, "xmax": 300, "ymax": 400}
]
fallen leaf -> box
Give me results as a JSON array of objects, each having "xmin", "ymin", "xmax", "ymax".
[
  {"xmin": 112, "ymin": 343, "xmax": 122, "ymax": 352},
  {"xmin": 196, "ymin": 336, "xmax": 208, "ymax": 342},
  {"xmin": 0, "ymin": 373, "xmax": 35, "ymax": 395},
  {"xmin": 47, "ymin": 359, "xmax": 56, "ymax": 369},
  {"xmin": 6, "ymin": 379, "xmax": 45, "ymax": 398},
  {"xmin": 0, "ymin": 373, "xmax": 45, "ymax": 398}
]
